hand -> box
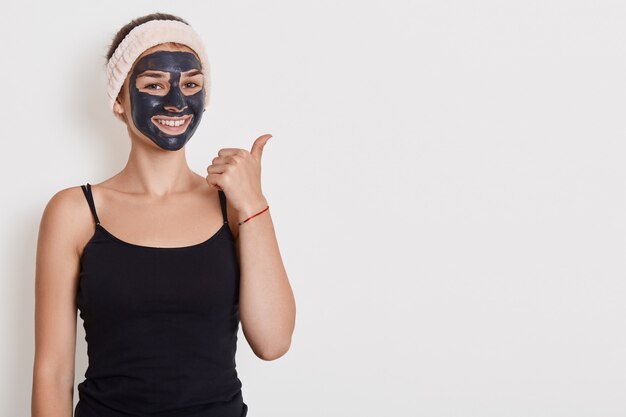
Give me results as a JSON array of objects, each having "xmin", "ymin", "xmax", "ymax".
[{"xmin": 206, "ymin": 134, "xmax": 272, "ymax": 216}]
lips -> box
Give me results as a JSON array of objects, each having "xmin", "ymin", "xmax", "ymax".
[{"xmin": 151, "ymin": 114, "xmax": 193, "ymax": 134}]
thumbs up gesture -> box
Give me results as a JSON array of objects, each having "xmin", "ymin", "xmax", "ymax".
[{"xmin": 206, "ymin": 133, "xmax": 272, "ymax": 214}]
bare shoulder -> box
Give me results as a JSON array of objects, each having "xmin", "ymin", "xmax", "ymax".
[{"xmin": 39, "ymin": 185, "xmax": 94, "ymax": 259}]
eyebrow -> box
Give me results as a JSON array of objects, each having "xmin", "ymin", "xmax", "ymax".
[
  {"xmin": 136, "ymin": 69, "xmax": 203, "ymax": 79},
  {"xmin": 184, "ymin": 69, "xmax": 203, "ymax": 77},
  {"xmin": 136, "ymin": 71, "xmax": 168, "ymax": 79}
]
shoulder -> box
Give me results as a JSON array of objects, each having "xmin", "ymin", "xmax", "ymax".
[
  {"xmin": 39, "ymin": 185, "xmax": 94, "ymax": 258},
  {"xmin": 41, "ymin": 186, "xmax": 85, "ymax": 228},
  {"xmin": 41, "ymin": 185, "xmax": 88, "ymax": 225}
]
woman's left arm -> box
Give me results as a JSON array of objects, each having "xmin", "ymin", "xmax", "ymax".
[
  {"xmin": 233, "ymin": 196, "xmax": 295, "ymax": 361},
  {"xmin": 207, "ymin": 134, "xmax": 296, "ymax": 361}
]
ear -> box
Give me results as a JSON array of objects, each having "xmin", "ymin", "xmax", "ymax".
[
  {"xmin": 113, "ymin": 77, "xmax": 131, "ymax": 122},
  {"xmin": 113, "ymin": 99, "xmax": 124, "ymax": 116},
  {"xmin": 113, "ymin": 98, "xmax": 128, "ymax": 123}
]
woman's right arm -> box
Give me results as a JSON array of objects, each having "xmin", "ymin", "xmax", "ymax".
[{"xmin": 31, "ymin": 187, "xmax": 85, "ymax": 417}]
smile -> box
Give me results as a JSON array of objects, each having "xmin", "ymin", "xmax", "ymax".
[{"xmin": 151, "ymin": 114, "xmax": 193, "ymax": 134}]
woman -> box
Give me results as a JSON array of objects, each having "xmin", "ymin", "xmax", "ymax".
[{"xmin": 31, "ymin": 13, "xmax": 296, "ymax": 417}]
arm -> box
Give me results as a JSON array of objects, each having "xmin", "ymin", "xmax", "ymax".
[
  {"xmin": 208, "ymin": 135, "xmax": 296, "ymax": 361},
  {"xmin": 32, "ymin": 188, "xmax": 83, "ymax": 417},
  {"xmin": 228, "ymin": 198, "xmax": 296, "ymax": 361}
]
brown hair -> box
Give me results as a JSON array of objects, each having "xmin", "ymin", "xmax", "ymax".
[{"xmin": 105, "ymin": 12, "xmax": 189, "ymax": 63}]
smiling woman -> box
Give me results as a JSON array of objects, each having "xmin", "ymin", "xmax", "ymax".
[
  {"xmin": 29, "ymin": 11, "xmax": 296, "ymax": 417},
  {"xmin": 73, "ymin": 17, "xmax": 252, "ymax": 415}
]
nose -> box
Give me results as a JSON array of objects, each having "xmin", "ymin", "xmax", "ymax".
[
  {"xmin": 164, "ymin": 104, "xmax": 188, "ymax": 112},
  {"xmin": 163, "ymin": 81, "xmax": 188, "ymax": 112}
]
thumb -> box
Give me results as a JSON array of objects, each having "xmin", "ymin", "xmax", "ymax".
[{"xmin": 250, "ymin": 134, "xmax": 272, "ymax": 159}]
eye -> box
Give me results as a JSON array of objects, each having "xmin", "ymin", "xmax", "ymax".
[
  {"xmin": 146, "ymin": 83, "xmax": 163, "ymax": 90},
  {"xmin": 184, "ymin": 82, "xmax": 199, "ymax": 88}
]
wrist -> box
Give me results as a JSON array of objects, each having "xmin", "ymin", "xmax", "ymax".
[{"xmin": 237, "ymin": 196, "xmax": 269, "ymax": 223}]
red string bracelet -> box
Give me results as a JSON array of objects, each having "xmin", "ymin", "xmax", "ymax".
[{"xmin": 238, "ymin": 205, "xmax": 270, "ymax": 226}]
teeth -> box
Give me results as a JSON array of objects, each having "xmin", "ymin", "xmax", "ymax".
[{"xmin": 156, "ymin": 118, "xmax": 186, "ymax": 127}]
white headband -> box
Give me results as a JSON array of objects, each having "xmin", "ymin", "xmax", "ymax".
[{"xmin": 105, "ymin": 19, "xmax": 211, "ymax": 113}]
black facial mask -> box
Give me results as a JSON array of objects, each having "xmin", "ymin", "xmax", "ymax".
[{"xmin": 129, "ymin": 50, "xmax": 206, "ymax": 151}]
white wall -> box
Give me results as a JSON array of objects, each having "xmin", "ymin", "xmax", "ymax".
[{"xmin": 2, "ymin": 1, "xmax": 625, "ymax": 416}]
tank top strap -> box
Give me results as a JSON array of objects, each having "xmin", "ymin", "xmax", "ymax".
[
  {"xmin": 80, "ymin": 183, "xmax": 101, "ymax": 225},
  {"xmin": 218, "ymin": 190, "xmax": 228, "ymax": 224}
]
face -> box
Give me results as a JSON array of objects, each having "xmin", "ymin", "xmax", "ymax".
[{"xmin": 122, "ymin": 48, "xmax": 206, "ymax": 151}]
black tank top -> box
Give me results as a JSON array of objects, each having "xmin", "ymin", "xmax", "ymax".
[{"xmin": 74, "ymin": 183, "xmax": 248, "ymax": 417}]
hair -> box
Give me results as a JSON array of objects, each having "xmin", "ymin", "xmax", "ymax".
[{"xmin": 105, "ymin": 12, "xmax": 190, "ymax": 63}]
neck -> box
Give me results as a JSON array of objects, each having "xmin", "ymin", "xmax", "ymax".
[{"xmin": 116, "ymin": 139, "xmax": 200, "ymax": 197}]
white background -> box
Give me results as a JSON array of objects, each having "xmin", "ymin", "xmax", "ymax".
[{"xmin": 1, "ymin": 1, "xmax": 625, "ymax": 416}]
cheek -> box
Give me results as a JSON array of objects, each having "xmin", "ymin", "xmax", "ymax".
[
  {"xmin": 188, "ymin": 89, "xmax": 206, "ymax": 111},
  {"xmin": 131, "ymin": 92, "xmax": 164, "ymax": 115}
]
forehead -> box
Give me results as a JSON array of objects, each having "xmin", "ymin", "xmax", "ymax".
[{"xmin": 132, "ymin": 50, "xmax": 201, "ymax": 74}]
